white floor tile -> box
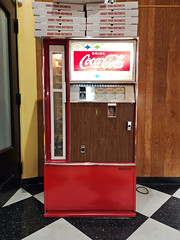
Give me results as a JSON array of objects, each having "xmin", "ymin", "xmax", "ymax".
[
  {"xmin": 3, "ymin": 188, "xmax": 31, "ymax": 207},
  {"xmin": 127, "ymin": 218, "xmax": 180, "ymax": 240},
  {"xmin": 173, "ymin": 188, "xmax": 180, "ymax": 199},
  {"xmin": 136, "ymin": 185, "xmax": 171, "ymax": 217},
  {"xmin": 34, "ymin": 192, "xmax": 44, "ymax": 204},
  {"xmin": 22, "ymin": 218, "xmax": 92, "ymax": 240}
]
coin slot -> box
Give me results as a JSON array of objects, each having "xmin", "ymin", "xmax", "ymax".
[
  {"xmin": 107, "ymin": 103, "xmax": 116, "ymax": 118},
  {"xmin": 79, "ymin": 87, "xmax": 86, "ymax": 99}
]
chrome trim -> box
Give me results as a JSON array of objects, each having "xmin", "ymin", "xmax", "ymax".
[
  {"xmin": 44, "ymin": 162, "xmax": 136, "ymax": 166},
  {"xmin": 41, "ymin": 38, "xmax": 47, "ymax": 165},
  {"xmin": 134, "ymin": 37, "xmax": 139, "ymax": 165},
  {"xmin": 49, "ymin": 46, "xmax": 66, "ymax": 160},
  {"xmin": 70, "ymin": 81, "xmax": 137, "ymax": 84},
  {"xmin": 70, "ymin": 101, "xmax": 135, "ymax": 104}
]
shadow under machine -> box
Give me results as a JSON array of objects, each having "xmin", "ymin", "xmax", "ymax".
[{"xmin": 43, "ymin": 38, "xmax": 138, "ymax": 217}]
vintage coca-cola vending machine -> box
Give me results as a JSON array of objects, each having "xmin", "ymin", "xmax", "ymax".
[{"xmin": 43, "ymin": 38, "xmax": 138, "ymax": 217}]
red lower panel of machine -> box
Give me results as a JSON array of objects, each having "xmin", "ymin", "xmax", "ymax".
[{"xmin": 44, "ymin": 165, "xmax": 136, "ymax": 217}]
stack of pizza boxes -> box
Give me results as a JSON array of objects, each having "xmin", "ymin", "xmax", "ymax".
[
  {"xmin": 32, "ymin": 1, "xmax": 86, "ymax": 37},
  {"xmin": 86, "ymin": 2, "xmax": 138, "ymax": 37}
]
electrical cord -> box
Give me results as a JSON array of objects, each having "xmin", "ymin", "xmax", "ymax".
[{"xmin": 136, "ymin": 186, "xmax": 149, "ymax": 194}]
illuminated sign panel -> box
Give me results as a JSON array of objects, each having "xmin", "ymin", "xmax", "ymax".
[
  {"xmin": 70, "ymin": 40, "xmax": 137, "ymax": 82},
  {"xmin": 74, "ymin": 51, "xmax": 130, "ymax": 71}
]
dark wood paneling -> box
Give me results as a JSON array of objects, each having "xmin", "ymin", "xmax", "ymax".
[
  {"xmin": 36, "ymin": 39, "xmax": 44, "ymax": 176},
  {"xmin": 143, "ymin": 6, "xmax": 155, "ymax": 176},
  {"xmin": 70, "ymin": 104, "xmax": 90, "ymax": 162},
  {"xmin": 151, "ymin": 7, "xmax": 168, "ymax": 176},
  {"xmin": 163, "ymin": 7, "xmax": 180, "ymax": 176},
  {"xmin": 71, "ymin": 103, "xmax": 135, "ymax": 162},
  {"xmin": 136, "ymin": 6, "xmax": 148, "ymax": 176},
  {"xmin": 137, "ymin": 2, "xmax": 180, "ymax": 176}
]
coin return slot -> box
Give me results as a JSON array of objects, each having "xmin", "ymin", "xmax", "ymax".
[
  {"xmin": 107, "ymin": 103, "xmax": 116, "ymax": 118},
  {"xmin": 79, "ymin": 87, "xmax": 86, "ymax": 99}
]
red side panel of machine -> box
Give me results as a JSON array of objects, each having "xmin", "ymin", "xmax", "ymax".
[{"xmin": 44, "ymin": 165, "xmax": 136, "ymax": 217}]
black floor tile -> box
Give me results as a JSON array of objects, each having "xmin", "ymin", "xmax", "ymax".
[
  {"xmin": 0, "ymin": 197, "xmax": 58, "ymax": 240},
  {"xmin": 0, "ymin": 178, "xmax": 21, "ymax": 208},
  {"xmin": 0, "ymin": 187, "xmax": 19, "ymax": 208},
  {"xmin": 23, "ymin": 183, "xmax": 44, "ymax": 195},
  {"xmin": 151, "ymin": 196, "xmax": 180, "ymax": 231},
  {"xmin": 141, "ymin": 183, "xmax": 180, "ymax": 195},
  {"xmin": 66, "ymin": 213, "xmax": 148, "ymax": 240}
]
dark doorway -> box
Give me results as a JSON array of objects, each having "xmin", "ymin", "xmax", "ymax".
[{"xmin": 0, "ymin": 0, "xmax": 21, "ymax": 207}]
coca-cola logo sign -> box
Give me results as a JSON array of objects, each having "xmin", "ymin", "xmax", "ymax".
[{"xmin": 74, "ymin": 51, "xmax": 130, "ymax": 71}]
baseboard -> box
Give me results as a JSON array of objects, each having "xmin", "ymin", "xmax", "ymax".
[
  {"xmin": 22, "ymin": 177, "xmax": 44, "ymax": 187},
  {"xmin": 137, "ymin": 177, "xmax": 180, "ymax": 184}
]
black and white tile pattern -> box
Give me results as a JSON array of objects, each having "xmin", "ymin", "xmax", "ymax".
[{"xmin": 0, "ymin": 183, "xmax": 180, "ymax": 240}]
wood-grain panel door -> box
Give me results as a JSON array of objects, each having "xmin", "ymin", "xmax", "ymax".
[{"xmin": 71, "ymin": 103, "xmax": 135, "ymax": 163}]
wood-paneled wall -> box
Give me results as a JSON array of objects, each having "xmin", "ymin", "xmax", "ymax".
[
  {"xmin": 36, "ymin": 0, "xmax": 180, "ymax": 177},
  {"xmin": 136, "ymin": 0, "xmax": 180, "ymax": 177}
]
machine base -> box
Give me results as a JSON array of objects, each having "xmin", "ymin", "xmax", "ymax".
[{"xmin": 44, "ymin": 210, "xmax": 136, "ymax": 218}]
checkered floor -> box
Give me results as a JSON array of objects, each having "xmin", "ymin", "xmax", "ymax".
[{"xmin": 0, "ymin": 183, "xmax": 180, "ymax": 240}]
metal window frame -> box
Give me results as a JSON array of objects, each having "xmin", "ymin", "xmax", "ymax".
[{"xmin": 49, "ymin": 45, "xmax": 66, "ymax": 160}]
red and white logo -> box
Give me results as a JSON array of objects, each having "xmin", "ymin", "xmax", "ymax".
[{"xmin": 74, "ymin": 51, "xmax": 130, "ymax": 71}]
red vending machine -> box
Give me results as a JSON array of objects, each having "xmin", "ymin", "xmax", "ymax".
[{"xmin": 43, "ymin": 38, "xmax": 138, "ymax": 217}]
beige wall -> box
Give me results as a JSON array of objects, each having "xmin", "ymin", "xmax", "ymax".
[{"xmin": 17, "ymin": 0, "xmax": 38, "ymax": 178}]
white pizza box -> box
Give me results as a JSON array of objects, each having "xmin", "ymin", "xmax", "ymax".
[
  {"xmin": 87, "ymin": 29, "xmax": 137, "ymax": 35},
  {"xmin": 87, "ymin": 24, "xmax": 137, "ymax": 31},
  {"xmin": 32, "ymin": 1, "xmax": 84, "ymax": 11},
  {"xmin": 86, "ymin": 2, "xmax": 138, "ymax": 10},
  {"xmin": 34, "ymin": 30, "xmax": 85, "ymax": 37},
  {"xmin": 33, "ymin": 9, "xmax": 85, "ymax": 17},
  {"xmin": 87, "ymin": 16, "xmax": 138, "ymax": 25},
  {"xmin": 86, "ymin": 31, "xmax": 137, "ymax": 37},
  {"xmin": 34, "ymin": 16, "xmax": 86, "ymax": 24},
  {"xmin": 87, "ymin": 9, "xmax": 138, "ymax": 18},
  {"xmin": 35, "ymin": 23, "xmax": 86, "ymax": 31}
]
